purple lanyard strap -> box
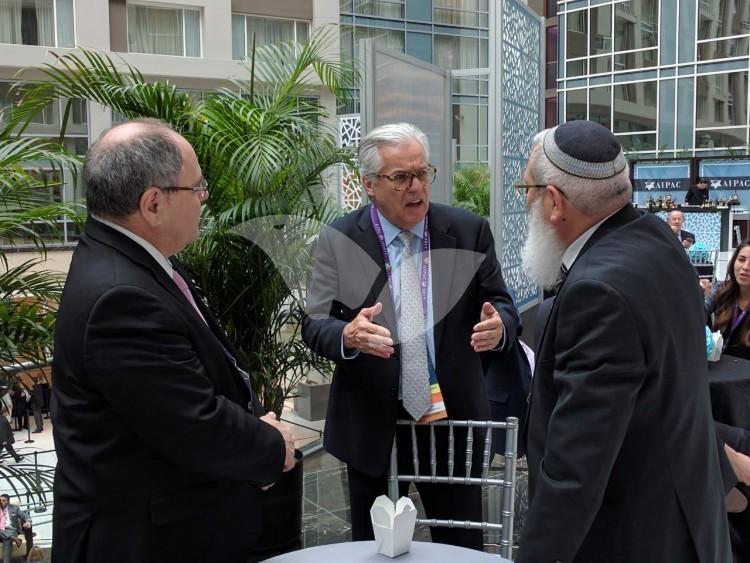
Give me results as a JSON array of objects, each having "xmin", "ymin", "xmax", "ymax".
[{"xmin": 369, "ymin": 204, "xmax": 430, "ymax": 315}]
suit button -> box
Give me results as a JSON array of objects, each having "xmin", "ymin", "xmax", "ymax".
[
  {"xmin": 389, "ymin": 386, "xmax": 397, "ymax": 397},
  {"xmin": 247, "ymin": 401, "xmax": 253, "ymax": 411}
]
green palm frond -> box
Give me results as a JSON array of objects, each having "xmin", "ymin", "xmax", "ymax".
[
  {"xmin": 5, "ymin": 50, "xmax": 196, "ymax": 138},
  {"xmin": 0, "ymin": 260, "xmax": 62, "ymax": 368},
  {"xmin": 3, "ymin": 28, "xmax": 354, "ymax": 415},
  {"xmin": 453, "ymin": 164, "xmax": 491, "ymax": 217}
]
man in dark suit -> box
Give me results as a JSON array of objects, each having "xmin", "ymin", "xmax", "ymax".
[
  {"xmin": 29, "ymin": 376, "xmax": 44, "ymax": 433},
  {"xmin": 515, "ymin": 120, "xmax": 731, "ymax": 563},
  {"xmin": 52, "ymin": 119, "xmax": 295, "ymax": 563},
  {"xmin": 667, "ymin": 209, "xmax": 696, "ymax": 249},
  {"xmin": 302, "ymin": 122, "xmax": 519, "ymax": 549}
]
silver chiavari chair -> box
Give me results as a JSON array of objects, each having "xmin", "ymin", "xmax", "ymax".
[{"xmin": 387, "ymin": 417, "xmax": 519, "ymax": 559}]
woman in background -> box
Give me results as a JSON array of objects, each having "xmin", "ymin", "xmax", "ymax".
[{"xmin": 710, "ymin": 240, "xmax": 750, "ymax": 360}]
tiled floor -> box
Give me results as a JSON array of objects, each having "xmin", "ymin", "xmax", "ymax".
[
  {"xmin": 298, "ymin": 444, "xmax": 528, "ymax": 554},
  {"xmin": 0, "ymin": 408, "xmax": 528, "ymax": 561}
]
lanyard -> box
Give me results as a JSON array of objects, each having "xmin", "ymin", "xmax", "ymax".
[
  {"xmin": 730, "ymin": 303, "xmax": 750, "ymax": 336},
  {"xmin": 369, "ymin": 205, "xmax": 430, "ymax": 314}
]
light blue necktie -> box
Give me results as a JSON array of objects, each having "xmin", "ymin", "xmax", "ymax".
[{"xmin": 398, "ymin": 231, "xmax": 431, "ymax": 420}]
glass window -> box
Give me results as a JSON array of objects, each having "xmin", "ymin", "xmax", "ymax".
[
  {"xmin": 407, "ymin": 32, "xmax": 432, "ymax": 62},
  {"xmin": 566, "ymin": 59, "xmax": 587, "ymax": 77},
  {"xmin": 232, "ymin": 15, "xmax": 245, "ymax": 61},
  {"xmin": 566, "ymin": 89, "xmax": 587, "ymax": 121},
  {"xmin": 232, "ymin": 15, "xmax": 311, "ymax": 60},
  {"xmin": 589, "ymin": 85, "xmax": 611, "ymax": 128},
  {"xmin": 614, "ymin": 81, "xmax": 657, "ymax": 132},
  {"xmin": 434, "ymin": 35, "xmax": 484, "ymax": 69},
  {"xmin": 614, "ymin": 48, "xmax": 658, "ymax": 70},
  {"xmin": 56, "ymin": 0, "xmax": 74, "ymax": 47},
  {"xmin": 352, "ymin": 26, "xmax": 404, "ymax": 60},
  {"xmin": 354, "ymin": 0, "xmax": 404, "ymax": 18},
  {"xmin": 566, "ymin": 10, "xmax": 587, "ymax": 59},
  {"xmin": 433, "ymin": 0, "xmax": 489, "ymax": 27},
  {"xmin": 128, "ymin": 5, "xmax": 202, "ymax": 57},
  {"xmin": 616, "ymin": 132, "xmax": 656, "ymax": 151},
  {"xmin": 698, "ymin": 0, "xmax": 750, "ymax": 40},
  {"xmin": 615, "ymin": 0, "xmax": 659, "ymax": 52},
  {"xmin": 695, "ymin": 128, "xmax": 747, "ymax": 148},
  {"xmin": 696, "ymin": 71, "xmax": 748, "ymax": 128},
  {"xmin": 658, "ymin": 78, "xmax": 676, "ymax": 150},
  {"xmin": 0, "ymin": 0, "xmax": 68, "ymax": 47},
  {"xmin": 590, "ymin": 55, "xmax": 611, "ymax": 74},
  {"xmin": 590, "ymin": 5, "xmax": 612, "ymax": 56},
  {"xmin": 698, "ymin": 36, "xmax": 750, "ymax": 61}
]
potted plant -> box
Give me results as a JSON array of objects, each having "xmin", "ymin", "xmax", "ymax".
[{"xmin": 11, "ymin": 28, "xmax": 356, "ymax": 557}]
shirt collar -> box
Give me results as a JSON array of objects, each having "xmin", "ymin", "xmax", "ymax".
[
  {"xmin": 561, "ymin": 209, "xmax": 618, "ymax": 270},
  {"xmin": 375, "ymin": 208, "xmax": 425, "ymax": 247},
  {"xmin": 91, "ymin": 214, "xmax": 174, "ymax": 277}
]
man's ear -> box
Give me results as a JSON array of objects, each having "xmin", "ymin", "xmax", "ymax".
[
  {"xmin": 140, "ymin": 187, "xmax": 163, "ymax": 226},
  {"xmin": 547, "ymin": 185, "xmax": 568, "ymax": 224},
  {"xmin": 362, "ymin": 175, "xmax": 376, "ymax": 199}
]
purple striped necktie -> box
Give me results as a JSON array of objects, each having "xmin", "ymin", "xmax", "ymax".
[{"xmin": 172, "ymin": 269, "xmax": 207, "ymax": 324}]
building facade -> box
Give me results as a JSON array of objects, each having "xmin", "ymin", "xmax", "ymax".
[{"xmin": 555, "ymin": 0, "xmax": 750, "ymax": 157}]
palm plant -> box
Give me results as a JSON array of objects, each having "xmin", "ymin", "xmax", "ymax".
[
  {"xmin": 11, "ymin": 28, "xmax": 355, "ymax": 416},
  {"xmin": 0, "ymin": 135, "xmax": 82, "ymax": 377},
  {"xmin": 453, "ymin": 163, "xmax": 490, "ymax": 217}
]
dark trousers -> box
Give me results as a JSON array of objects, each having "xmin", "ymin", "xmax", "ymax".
[
  {"xmin": 0, "ymin": 442, "xmax": 20, "ymax": 462},
  {"xmin": 31, "ymin": 406, "xmax": 42, "ymax": 432},
  {"xmin": 346, "ymin": 464, "xmax": 484, "ymax": 550},
  {"xmin": 12, "ymin": 410, "xmax": 26, "ymax": 431}
]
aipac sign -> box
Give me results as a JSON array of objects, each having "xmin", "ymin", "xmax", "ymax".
[
  {"xmin": 706, "ymin": 178, "xmax": 750, "ymax": 189},
  {"xmin": 633, "ymin": 178, "xmax": 690, "ymax": 192}
]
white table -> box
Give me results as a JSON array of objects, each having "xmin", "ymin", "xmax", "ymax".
[{"xmin": 263, "ymin": 541, "xmax": 511, "ymax": 562}]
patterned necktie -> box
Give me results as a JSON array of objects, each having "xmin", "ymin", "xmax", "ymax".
[
  {"xmin": 172, "ymin": 269, "xmax": 207, "ymax": 324},
  {"xmin": 398, "ymin": 231, "xmax": 431, "ymax": 420}
]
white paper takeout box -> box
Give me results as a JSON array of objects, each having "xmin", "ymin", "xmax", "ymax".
[{"xmin": 370, "ymin": 495, "xmax": 417, "ymax": 558}]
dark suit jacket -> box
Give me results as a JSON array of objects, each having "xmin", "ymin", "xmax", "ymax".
[
  {"xmin": 302, "ymin": 203, "xmax": 518, "ymax": 476},
  {"xmin": 517, "ymin": 205, "xmax": 731, "ymax": 563},
  {"xmin": 51, "ymin": 218, "xmax": 285, "ymax": 563},
  {"xmin": 680, "ymin": 228, "xmax": 696, "ymax": 244}
]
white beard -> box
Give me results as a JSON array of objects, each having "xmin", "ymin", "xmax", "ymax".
[{"xmin": 522, "ymin": 198, "xmax": 567, "ymax": 290}]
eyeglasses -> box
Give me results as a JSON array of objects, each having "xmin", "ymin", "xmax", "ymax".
[
  {"xmin": 374, "ymin": 165, "xmax": 437, "ymax": 192},
  {"xmin": 159, "ymin": 178, "xmax": 209, "ymax": 202},
  {"xmin": 513, "ymin": 181, "xmax": 567, "ymax": 198}
]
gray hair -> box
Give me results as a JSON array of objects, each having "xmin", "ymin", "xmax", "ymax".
[
  {"xmin": 529, "ymin": 129, "xmax": 632, "ymax": 215},
  {"xmin": 84, "ymin": 118, "xmax": 183, "ymax": 218},
  {"xmin": 358, "ymin": 122, "xmax": 429, "ymax": 177}
]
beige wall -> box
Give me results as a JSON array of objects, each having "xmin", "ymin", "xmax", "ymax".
[
  {"xmin": 4, "ymin": 251, "xmax": 74, "ymax": 276},
  {"xmin": 231, "ymin": 0, "xmax": 313, "ymax": 19}
]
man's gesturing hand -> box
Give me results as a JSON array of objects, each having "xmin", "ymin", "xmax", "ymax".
[
  {"xmin": 471, "ymin": 302, "xmax": 504, "ymax": 352},
  {"xmin": 342, "ymin": 303, "xmax": 394, "ymax": 358},
  {"xmin": 260, "ymin": 412, "xmax": 296, "ymax": 472}
]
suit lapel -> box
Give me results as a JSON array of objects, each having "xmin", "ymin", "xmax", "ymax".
[
  {"xmin": 427, "ymin": 207, "xmax": 456, "ymax": 355},
  {"xmin": 85, "ymin": 218, "xmax": 187, "ymax": 306}
]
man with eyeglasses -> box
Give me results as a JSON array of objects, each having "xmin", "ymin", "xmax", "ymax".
[
  {"xmin": 515, "ymin": 120, "xmax": 730, "ymax": 563},
  {"xmin": 52, "ymin": 118, "xmax": 295, "ymax": 563},
  {"xmin": 303, "ymin": 122, "xmax": 519, "ymax": 549}
]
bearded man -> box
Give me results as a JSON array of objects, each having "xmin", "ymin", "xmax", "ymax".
[{"xmin": 515, "ymin": 120, "xmax": 731, "ymax": 563}]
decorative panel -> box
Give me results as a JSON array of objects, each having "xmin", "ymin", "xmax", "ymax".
[
  {"xmin": 497, "ymin": 0, "xmax": 543, "ymax": 310},
  {"xmin": 338, "ymin": 114, "xmax": 363, "ymax": 212}
]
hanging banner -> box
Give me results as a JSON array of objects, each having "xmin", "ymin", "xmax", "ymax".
[
  {"xmin": 632, "ymin": 161, "xmax": 691, "ymax": 192},
  {"xmin": 700, "ymin": 160, "xmax": 750, "ymax": 190}
]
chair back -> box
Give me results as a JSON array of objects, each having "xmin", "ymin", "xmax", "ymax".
[{"xmin": 387, "ymin": 417, "xmax": 518, "ymax": 559}]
